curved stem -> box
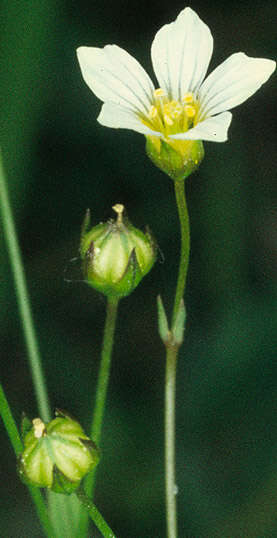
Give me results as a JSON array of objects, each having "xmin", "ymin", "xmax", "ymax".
[
  {"xmin": 76, "ymin": 488, "xmax": 117, "ymax": 538},
  {"xmin": 171, "ymin": 180, "xmax": 190, "ymax": 327},
  {"xmin": 0, "ymin": 152, "xmax": 51, "ymax": 423},
  {"xmin": 78, "ymin": 296, "xmax": 119, "ymax": 536},
  {"xmin": 165, "ymin": 179, "xmax": 190, "ymax": 538},
  {"xmin": 0, "ymin": 383, "xmax": 56, "ymax": 538}
]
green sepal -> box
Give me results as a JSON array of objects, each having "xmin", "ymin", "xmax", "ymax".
[
  {"xmin": 172, "ymin": 299, "xmax": 186, "ymax": 346},
  {"xmin": 79, "ymin": 437, "xmax": 101, "ymax": 470},
  {"xmin": 157, "ymin": 295, "xmax": 170, "ymax": 344},
  {"xmin": 51, "ymin": 465, "xmax": 79, "ymax": 495},
  {"xmin": 20, "ymin": 412, "xmax": 33, "ymax": 441},
  {"xmin": 55, "ymin": 408, "xmax": 76, "ymax": 421},
  {"xmin": 116, "ymin": 248, "xmax": 142, "ymax": 297},
  {"xmin": 146, "ymin": 137, "xmax": 204, "ymax": 182},
  {"xmin": 80, "ymin": 208, "xmax": 91, "ymax": 251}
]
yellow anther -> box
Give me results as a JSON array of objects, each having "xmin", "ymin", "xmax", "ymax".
[
  {"xmin": 182, "ymin": 92, "xmax": 194, "ymax": 104},
  {"xmin": 185, "ymin": 105, "xmax": 196, "ymax": 118},
  {"xmin": 146, "ymin": 88, "xmax": 198, "ymax": 135},
  {"xmin": 164, "ymin": 114, "xmax": 173, "ymax": 126},
  {"xmin": 171, "ymin": 103, "xmax": 182, "ymax": 118},
  {"xmin": 154, "ymin": 88, "xmax": 166, "ymax": 98},
  {"xmin": 149, "ymin": 105, "xmax": 158, "ymax": 118}
]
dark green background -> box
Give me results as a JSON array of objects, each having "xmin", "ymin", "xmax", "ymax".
[{"xmin": 1, "ymin": 1, "xmax": 276, "ymax": 536}]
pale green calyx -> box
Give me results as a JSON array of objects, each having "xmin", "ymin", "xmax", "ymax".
[
  {"xmin": 18, "ymin": 410, "xmax": 99, "ymax": 494},
  {"xmin": 80, "ymin": 204, "xmax": 156, "ymax": 298}
]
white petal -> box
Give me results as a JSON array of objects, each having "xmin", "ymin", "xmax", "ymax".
[
  {"xmin": 98, "ymin": 102, "xmax": 162, "ymax": 137},
  {"xmin": 199, "ymin": 53, "xmax": 276, "ymax": 118},
  {"xmin": 76, "ymin": 45, "xmax": 154, "ymax": 115},
  {"xmin": 151, "ymin": 7, "xmax": 213, "ymax": 101},
  {"xmin": 170, "ymin": 111, "xmax": 232, "ymax": 142}
]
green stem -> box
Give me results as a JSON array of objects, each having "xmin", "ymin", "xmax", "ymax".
[
  {"xmin": 0, "ymin": 151, "xmax": 51, "ymax": 423},
  {"xmin": 165, "ymin": 345, "xmax": 178, "ymax": 538},
  {"xmin": 0, "ymin": 383, "xmax": 22, "ymax": 455},
  {"xmin": 78, "ymin": 295, "xmax": 119, "ymax": 536},
  {"xmin": 0, "ymin": 382, "xmax": 56, "ymax": 538},
  {"xmin": 0, "ymin": 152, "xmax": 73, "ymax": 536},
  {"xmin": 76, "ymin": 488, "xmax": 117, "ymax": 538},
  {"xmin": 165, "ymin": 179, "xmax": 190, "ymax": 538},
  {"xmin": 90, "ymin": 296, "xmax": 120, "ymax": 449},
  {"xmin": 171, "ymin": 180, "xmax": 190, "ymax": 327}
]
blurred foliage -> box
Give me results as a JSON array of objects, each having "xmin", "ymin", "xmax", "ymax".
[{"xmin": 0, "ymin": 1, "xmax": 277, "ymax": 536}]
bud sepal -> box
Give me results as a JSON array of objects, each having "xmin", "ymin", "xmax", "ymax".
[{"xmin": 18, "ymin": 410, "xmax": 99, "ymax": 494}]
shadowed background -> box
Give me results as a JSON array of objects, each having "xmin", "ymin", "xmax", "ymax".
[{"xmin": 0, "ymin": 1, "xmax": 277, "ymax": 536}]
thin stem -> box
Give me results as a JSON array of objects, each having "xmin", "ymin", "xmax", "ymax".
[
  {"xmin": 0, "ymin": 152, "xmax": 51, "ymax": 423},
  {"xmin": 90, "ymin": 296, "xmax": 120, "ymax": 449},
  {"xmin": 164, "ymin": 179, "xmax": 190, "ymax": 538},
  {"xmin": 0, "ymin": 382, "xmax": 56, "ymax": 538},
  {"xmin": 0, "ymin": 153, "xmax": 74, "ymax": 536},
  {"xmin": 171, "ymin": 180, "xmax": 190, "ymax": 327},
  {"xmin": 165, "ymin": 345, "xmax": 178, "ymax": 538},
  {"xmin": 76, "ymin": 488, "xmax": 117, "ymax": 538},
  {"xmin": 78, "ymin": 295, "xmax": 119, "ymax": 536},
  {"xmin": 0, "ymin": 383, "xmax": 22, "ymax": 455}
]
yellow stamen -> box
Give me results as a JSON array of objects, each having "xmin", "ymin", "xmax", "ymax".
[
  {"xmin": 154, "ymin": 88, "xmax": 166, "ymax": 98},
  {"xmin": 185, "ymin": 105, "xmax": 196, "ymax": 118},
  {"xmin": 171, "ymin": 103, "xmax": 182, "ymax": 119},
  {"xmin": 149, "ymin": 105, "xmax": 158, "ymax": 118},
  {"xmin": 164, "ymin": 114, "xmax": 173, "ymax": 126},
  {"xmin": 142, "ymin": 87, "xmax": 199, "ymax": 139},
  {"xmin": 182, "ymin": 92, "xmax": 194, "ymax": 104}
]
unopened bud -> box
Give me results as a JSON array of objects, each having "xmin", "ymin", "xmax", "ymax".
[
  {"xmin": 80, "ymin": 204, "xmax": 156, "ymax": 297},
  {"xmin": 18, "ymin": 410, "xmax": 99, "ymax": 494}
]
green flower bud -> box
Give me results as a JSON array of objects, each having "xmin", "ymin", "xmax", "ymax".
[
  {"xmin": 80, "ymin": 204, "xmax": 156, "ymax": 298},
  {"xmin": 146, "ymin": 136, "xmax": 204, "ymax": 182},
  {"xmin": 18, "ymin": 410, "xmax": 99, "ymax": 494}
]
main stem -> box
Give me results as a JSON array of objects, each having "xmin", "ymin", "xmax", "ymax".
[
  {"xmin": 165, "ymin": 179, "xmax": 190, "ymax": 538},
  {"xmin": 0, "ymin": 152, "xmax": 50, "ymax": 423},
  {"xmin": 78, "ymin": 296, "xmax": 119, "ymax": 536},
  {"xmin": 165, "ymin": 344, "xmax": 178, "ymax": 538}
]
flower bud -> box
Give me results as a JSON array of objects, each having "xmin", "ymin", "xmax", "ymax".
[
  {"xmin": 18, "ymin": 410, "xmax": 99, "ymax": 494},
  {"xmin": 146, "ymin": 136, "xmax": 204, "ymax": 182},
  {"xmin": 80, "ymin": 204, "xmax": 156, "ymax": 298}
]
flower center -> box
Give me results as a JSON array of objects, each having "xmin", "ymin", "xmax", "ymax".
[{"xmin": 145, "ymin": 88, "xmax": 198, "ymax": 138}]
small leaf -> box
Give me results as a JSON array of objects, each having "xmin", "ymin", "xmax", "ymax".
[
  {"xmin": 172, "ymin": 299, "xmax": 186, "ymax": 345},
  {"xmin": 157, "ymin": 295, "xmax": 170, "ymax": 343},
  {"xmin": 80, "ymin": 208, "xmax": 91, "ymax": 249},
  {"xmin": 20, "ymin": 412, "xmax": 32, "ymax": 441}
]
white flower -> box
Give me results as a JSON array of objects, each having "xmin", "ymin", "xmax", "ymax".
[{"xmin": 77, "ymin": 7, "xmax": 275, "ymax": 145}]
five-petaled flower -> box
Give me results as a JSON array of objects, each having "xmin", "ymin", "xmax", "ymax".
[{"xmin": 77, "ymin": 7, "xmax": 275, "ymax": 179}]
